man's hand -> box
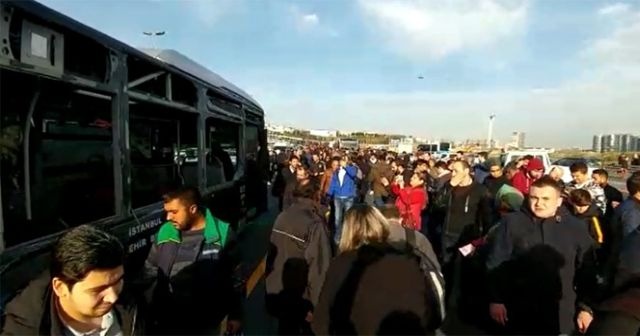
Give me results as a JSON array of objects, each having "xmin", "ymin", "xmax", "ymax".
[
  {"xmin": 576, "ymin": 311, "xmax": 593, "ymax": 334},
  {"xmin": 226, "ymin": 320, "xmax": 242, "ymax": 335},
  {"xmin": 612, "ymin": 201, "xmax": 621, "ymax": 208},
  {"xmin": 380, "ymin": 177, "xmax": 389, "ymax": 187},
  {"xmin": 489, "ymin": 303, "xmax": 508, "ymax": 326}
]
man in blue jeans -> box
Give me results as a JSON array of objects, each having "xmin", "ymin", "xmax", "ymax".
[{"xmin": 327, "ymin": 155, "xmax": 358, "ymax": 245}]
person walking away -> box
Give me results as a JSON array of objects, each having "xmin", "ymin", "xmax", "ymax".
[
  {"xmin": 312, "ymin": 205, "xmax": 442, "ymax": 335},
  {"xmin": 266, "ymin": 182, "xmax": 332, "ymax": 335},
  {"xmin": 377, "ymin": 204, "xmax": 441, "ymax": 273}
]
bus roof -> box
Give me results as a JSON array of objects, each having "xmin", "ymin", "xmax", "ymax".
[
  {"xmin": 6, "ymin": 0, "xmax": 262, "ymax": 114},
  {"xmin": 140, "ymin": 49, "xmax": 262, "ymax": 111}
]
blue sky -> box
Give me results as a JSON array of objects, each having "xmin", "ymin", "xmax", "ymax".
[{"xmin": 38, "ymin": 0, "xmax": 640, "ymax": 147}]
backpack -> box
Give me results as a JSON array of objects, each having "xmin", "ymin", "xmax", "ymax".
[
  {"xmin": 404, "ymin": 228, "xmax": 447, "ymax": 329},
  {"xmin": 330, "ymin": 243, "xmax": 444, "ymax": 334}
]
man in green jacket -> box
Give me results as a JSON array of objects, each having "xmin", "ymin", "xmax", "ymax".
[{"xmin": 144, "ymin": 186, "xmax": 242, "ymax": 335}]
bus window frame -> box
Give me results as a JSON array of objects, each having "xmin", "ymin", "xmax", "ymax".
[{"xmin": 204, "ymin": 114, "xmax": 243, "ymax": 187}]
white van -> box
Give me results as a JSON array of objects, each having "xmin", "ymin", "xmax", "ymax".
[{"xmin": 500, "ymin": 150, "xmax": 552, "ymax": 173}]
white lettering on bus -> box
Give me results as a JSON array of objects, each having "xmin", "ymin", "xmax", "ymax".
[
  {"xmin": 127, "ymin": 238, "xmax": 148, "ymax": 254},
  {"xmin": 128, "ymin": 217, "xmax": 163, "ymax": 238}
]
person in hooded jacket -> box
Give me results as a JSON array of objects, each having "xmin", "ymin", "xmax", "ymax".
[
  {"xmin": 486, "ymin": 176, "xmax": 598, "ymax": 335},
  {"xmin": 569, "ymin": 189, "xmax": 605, "ymax": 243},
  {"xmin": 510, "ymin": 158, "xmax": 545, "ymax": 195}
]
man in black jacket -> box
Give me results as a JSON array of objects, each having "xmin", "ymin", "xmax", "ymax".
[
  {"xmin": 1, "ymin": 225, "xmax": 145, "ymax": 336},
  {"xmin": 487, "ymin": 176, "xmax": 597, "ymax": 335}
]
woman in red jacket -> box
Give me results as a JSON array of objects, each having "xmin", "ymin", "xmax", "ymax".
[{"xmin": 385, "ymin": 171, "xmax": 428, "ymax": 231}]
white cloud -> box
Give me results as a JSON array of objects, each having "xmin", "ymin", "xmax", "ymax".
[
  {"xmin": 358, "ymin": 0, "xmax": 528, "ymax": 61},
  {"xmin": 587, "ymin": 18, "xmax": 640, "ymax": 67},
  {"xmin": 301, "ymin": 13, "xmax": 320, "ymax": 27},
  {"xmin": 598, "ymin": 3, "xmax": 631, "ymax": 16},
  {"xmin": 288, "ymin": 5, "xmax": 338, "ymax": 37},
  {"xmin": 262, "ymin": 5, "xmax": 640, "ymax": 148},
  {"xmin": 185, "ymin": 0, "xmax": 242, "ymax": 27},
  {"xmin": 290, "ymin": 5, "xmax": 320, "ymax": 31}
]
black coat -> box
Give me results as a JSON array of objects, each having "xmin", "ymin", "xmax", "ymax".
[
  {"xmin": 266, "ymin": 198, "xmax": 332, "ymax": 306},
  {"xmin": 486, "ymin": 206, "xmax": 597, "ymax": 335},
  {"xmin": 312, "ymin": 244, "xmax": 434, "ymax": 335},
  {"xmin": 1, "ymin": 272, "xmax": 145, "ymax": 336}
]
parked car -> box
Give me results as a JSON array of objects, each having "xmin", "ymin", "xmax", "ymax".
[{"xmin": 500, "ymin": 150, "xmax": 552, "ymax": 173}]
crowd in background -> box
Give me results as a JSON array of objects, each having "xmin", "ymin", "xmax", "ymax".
[{"xmin": 266, "ymin": 143, "xmax": 640, "ymax": 335}]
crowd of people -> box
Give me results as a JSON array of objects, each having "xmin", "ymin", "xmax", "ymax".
[
  {"xmin": 1, "ymin": 143, "xmax": 638, "ymax": 336},
  {"xmin": 267, "ymin": 144, "xmax": 640, "ymax": 335}
]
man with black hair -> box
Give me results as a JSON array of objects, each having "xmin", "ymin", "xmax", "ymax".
[
  {"xmin": 592, "ymin": 169, "xmax": 623, "ymax": 215},
  {"xmin": 1, "ymin": 225, "xmax": 145, "ymax": 335},
  {"xmin": 566, "ymin": 162, "xmax": 607, "ymax": 215},
  {"xmin": 487, "ymin": 176, "xmax": 598, "ymax": 335},
  {"xmin": 143, "ymin": 186, "xmax": 242, "ymax": 335}
]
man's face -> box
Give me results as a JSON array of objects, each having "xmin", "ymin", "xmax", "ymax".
[
  {"xmin": 339, "ymin": 158, "xmax": 347, "ymax": 168},
  {"xmin": 290, "ymin": 158, "xmax": 300, "ymax": 168},
  {"xmin": 529, "ymin": 185, "xmax": 563, "ymax": 218},
  {"xmin": 331, "ymin": 160, "xmax": 339, "ymax": 171},
  {"xmin": 53, "ymin": 267, "xmax": 124, "ymax": 319},
  {"xmin": 450, "ymin": 162, "xmax": 470, "ymax": 186},
  {"xmin": 391, "ymin": 162, "xmax": 398, "ymax": 173},
  {"xmin": 592, "ymin": 173, "xmax": 607, "ymax": 187},
  {"xmin": 489, "ymin": 165, "xmax": 503, "ymax": 178},
  {"xmin": 410, "ymin": 174, "xmax": 423, "ymax": 187},
  {"xmin": 164, "ymin": 199, "xmax": 196, "ymax": 231},
  {"xmin": 529, "ymin": 169, "xmax": 544, "ymax": 180},
  {"xmin": 416, "ymin": 163, "xmax": 427, "ymax": 173},
  {"xmin": 571, "ymin": 171, "xmax": 588, "ymax": 184},
  {"xmin": 312, "ymin": 154, "xmax": 319, "ymax": 163}
]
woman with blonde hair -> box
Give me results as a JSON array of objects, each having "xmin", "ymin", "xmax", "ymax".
[
  {"xmin": 313, "ymin": 204, "xmax": 438, "ymax": 335},
  {"xmin": 337, "ymin": 204, "xmax": 389, "ymax": 253}
]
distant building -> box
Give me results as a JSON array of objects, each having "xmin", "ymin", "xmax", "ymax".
[
  {"xmin": 593, "ymin": 133, "xmax": 639, "ymax": 152},
  {"xmin": 309, "ymin": 129, "xmax": 337, "ymax": 138},
  {"xmin": 592, "ymin": 135, "xmax": 602, "ymax": 152},
  {"xmin": 510, "ymin": 131, "xmax": 525, "ymax": 149},
  {"xmin": 621, "ymin": 134, "xmax": 637, "ymax": 152},
  {"xmin": 266, "ymin": 124, "xmax": 295, "ymax": 134}
]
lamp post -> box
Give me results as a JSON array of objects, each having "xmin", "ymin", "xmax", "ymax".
[{"xmin": 487, "ymin": 114, "xmax": 496, "ymax": 149}]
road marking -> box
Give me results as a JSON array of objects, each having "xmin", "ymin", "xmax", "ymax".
[
  {"xmin": 246, "ymin": 255, "xmax": 267, "ymax": 297},
  {"xmin": 219, "ymin": 254, "xmax": 268, "ymax": 334}
]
